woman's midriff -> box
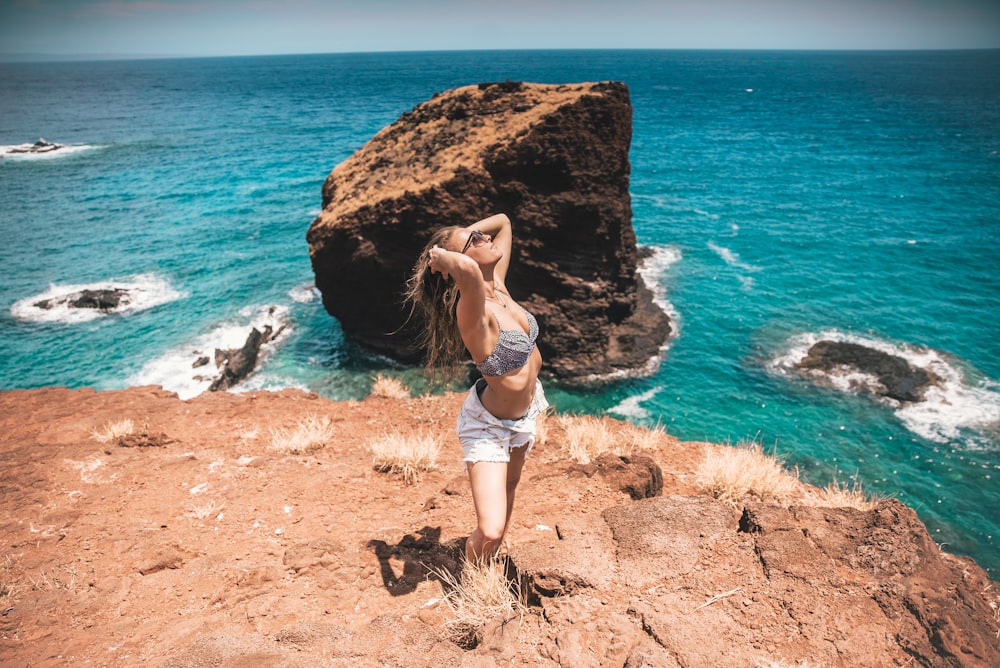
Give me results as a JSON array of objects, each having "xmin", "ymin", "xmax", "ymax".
[{"xmin": 479, "ymin": 349, "xmax": 542, "ymax": 419}]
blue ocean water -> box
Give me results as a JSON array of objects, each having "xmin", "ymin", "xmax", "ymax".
[{"xmin": 2, "ymin": 50, "xmax": 998, "ymax": 574}]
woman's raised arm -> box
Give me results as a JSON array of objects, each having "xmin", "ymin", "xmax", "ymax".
[
  {"xmin": 427, "ymin": 244, "xmax": 492, "ymax": 357},
  {"xmin": 467, "ymin": 213, "xmax": 512, "ymax": 281}
]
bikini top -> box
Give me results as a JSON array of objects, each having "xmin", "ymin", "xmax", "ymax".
[{"xmin": 475, "ymin": 310, "xmax": 539, "ymax": 377}]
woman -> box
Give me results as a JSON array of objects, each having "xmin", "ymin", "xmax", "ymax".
[{"xmin": 406, "ymin": 213, "xmax": 547, "ymax": 563}]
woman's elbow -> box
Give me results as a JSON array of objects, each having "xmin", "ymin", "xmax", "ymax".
[{"xmin": 452, "ymin": 256, "xmax": 483, "ymax": 283}]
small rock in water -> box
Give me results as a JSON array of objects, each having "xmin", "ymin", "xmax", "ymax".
[
  {"xmin": 33, "ymin": 288, "xmax": 129, "ymax": 312},
  {"xmin": 70, "ymin": 288, "xmax": 128, "ymax": 311},
  {"xmin": 797, "ymin": 340, "xmax": 938, "ymax": 403},
  {"xmin": 7, "ymin": 138, "xmax": 65, "ymax": 154}
]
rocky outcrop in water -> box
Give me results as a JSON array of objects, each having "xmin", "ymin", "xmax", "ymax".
[
  {"xmin": 796, "ymin": 340, "xmax": 939, "ymax": 402},
  {"xmin": 306, "ymin": 81, "xmax": 671, "ymax": 382},
  {"xmin": 208, "ymin": 324, "xmax": 284, "ymax": 392},
  {"xmin": 5, "ymin": 138, "xmax": 65, "ymax": 155},
  {"xmin": 34, "ymin": 288, "xmax": 128, "ymax": 312}
]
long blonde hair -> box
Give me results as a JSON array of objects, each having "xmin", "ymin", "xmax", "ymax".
[{"xmin": 404, "ymin": 226, "xmax": 467, "ymax": 377}]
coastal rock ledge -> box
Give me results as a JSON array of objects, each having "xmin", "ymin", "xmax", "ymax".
[
  {"xmin": 306, "ymin": 81, "xmax": 671, "ymax": 381},
  {"xmin": 1, "ymin": 386, "xmax": 997, "ymax": 666}
]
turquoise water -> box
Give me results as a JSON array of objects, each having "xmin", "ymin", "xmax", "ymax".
[{"xmin": 1, "ymin": 51, "xmax": 997, "ymax": 574}]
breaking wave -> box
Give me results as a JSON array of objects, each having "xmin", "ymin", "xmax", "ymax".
[
  {"xmin": 768, "ymin": 329, "xmax": 1000, "ymax": 448},
  {"xmin": 10, "ymin": 274, "xmax": 185, "ymax": 323},
  {"xmin": 608, "ymin": 387, "xmax": 660, "ymax": 420},
  {"xmin": 288, "ymin": 283, "xmax": 321, "ymax": 304},
  {"xmin": 637, "ymin": 244, "xmax": 682, "ymax": 335},
  {"xmin": 579, "ymin": 245, "xmax": 682, "ymax": 384}
]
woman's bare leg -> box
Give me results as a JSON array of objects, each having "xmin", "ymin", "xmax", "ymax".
[
  {"xmin": 500, "ymin": 445, "xmax": 528, "ymax": 550},
  {"xmin": 465, "ymin": 460, "xmax": 510, "ymax": 562}
]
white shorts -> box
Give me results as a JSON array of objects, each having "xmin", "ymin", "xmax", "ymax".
[{"xmin": 456, "ymin": 379, "xmax": 548, "ymax": 463}]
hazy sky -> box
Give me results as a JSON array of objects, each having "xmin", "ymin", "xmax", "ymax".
[{"xmin": 1, "ymin": 0, "xmax": 998, "ymax": 61}]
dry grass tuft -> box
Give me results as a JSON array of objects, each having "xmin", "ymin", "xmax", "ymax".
[
  {"xmin": 238, "ymin": 427, "xmax": 260, "ymax": 445},
  {"xmin": 186, "ymin": 499, "xmax": 226, "ymax": 521},
  {"xmin": 810, "ymin": 474, "xmax": 883, "ymax": 511},
  {"xmin": 695, "ymin": 439, "xmax": 804, "ymax": 507},
  {"xmin": 24, "ymin": 564, "xmax": 78, "ymax": 593},
  {"xmin": 1, "ymin": 554, "xmax": 20, "ymax": 604},
  {"xmin": 368, "ymin": 373, "xmax": 411, "ymax": 399},
  {"xmin": 269, "ymin": 415, "xmax": 335, "ymax": 454},
  {"xmin": 89, "ymin": 418, "xmax": 135, "ymax": 443},
  {"xmin": 553, "ymin": 414, "xmax": 669, "ymax": 464},
  {"xmin": 433, "ymin": 555, "xmax": 526, "ymax": 648},
  {"xmin": 534, "ymin": 407, "xmax": 552, "ymax": 447},
  {"xmin": 618, "ymin": 419, "xmax": 670, "ymax": 452},
  {"xmin": 555, "ymin": 415, "xmax": 626, "ymax": 464},
  {"xmin": 370, "ymin": 430, "xmax": 440, "ymax": 485}
]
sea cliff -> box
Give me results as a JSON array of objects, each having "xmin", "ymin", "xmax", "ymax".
[{"xmin": 306, "ymin": 81, "xmax": 671, "ymax": 382}]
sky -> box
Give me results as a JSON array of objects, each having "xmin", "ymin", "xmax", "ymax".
[{"xmin": 1, "ymin": 0, "xmax": 999, "ymax": 61}]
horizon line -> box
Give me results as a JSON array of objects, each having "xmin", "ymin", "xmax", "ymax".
[{"xmin": 3, "ymin": 45, "xmax": 999, "ymax": 65}]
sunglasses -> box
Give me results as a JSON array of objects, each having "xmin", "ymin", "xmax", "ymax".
[{"xmin": 461, "ymin": 230, "xmax": 488, "ymax": 254}]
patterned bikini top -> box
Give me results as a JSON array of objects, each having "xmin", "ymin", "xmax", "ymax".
[{"xmin": 475, "ymin": 310, "xmax": 539, "ymax": 377}]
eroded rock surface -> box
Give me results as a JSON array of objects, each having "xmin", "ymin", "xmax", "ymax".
[
  {"xmin": 306, "ymin": 81, "xmax": 671, "ymax": 382},
  {"xmin": 1, "ymin": 387, "xmax": 996, "ymax": 666}
]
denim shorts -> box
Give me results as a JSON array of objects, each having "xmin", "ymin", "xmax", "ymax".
[{"xmin": 456, "ymin": 378, "xmax": 548, "ymax": 463}]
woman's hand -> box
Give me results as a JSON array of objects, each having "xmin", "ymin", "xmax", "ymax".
[
  {"xmin": 428, "ymin": 243, "xmax": 483, "ymax": 292},
  {"xmin": 428, "ymin": 245, "xmax": 452, "ymax": 280}
]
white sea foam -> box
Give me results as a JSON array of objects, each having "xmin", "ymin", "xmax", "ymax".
[
  {"xmin": 131, "ymin": 304, "xmax": 293, "ymax": 400},
  {"xmin": 769, "ymin": 329, "xmax": 1000, "ymax": 448},
  {"xmin": 1, "ymin": 141, "xmax": 97, "ymax": 160},
  {"xmin": 608, "ymin": 387, "xmax": 660, "ymax": 420},
  {"xmin": 637, "ymin": 244, "xmax": 682, "ymax": 333},
  {"xmin": 896, "ymin": 380, "xmax": 1000, "ymax": 448},
  {"xmin": 579, "ymin": 246, "xmax": 681, "ymax": 384},
  {"xmin": 708, "ymin": 241, "xmax": 761, "ymax": 289},
  {"xmin": 10, "ymin": 274, "xmax": 185, "ymax": 323},
  {"xmin": 288, "ymin": 283, "xmax": 321, "ymax": 304}
]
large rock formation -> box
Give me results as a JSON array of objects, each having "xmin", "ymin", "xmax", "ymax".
[{"xmin": 306, "ymin": 81, "xmax": 671, "ymax": 382}]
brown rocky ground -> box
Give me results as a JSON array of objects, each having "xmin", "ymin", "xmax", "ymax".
[{"xmin": 1, "ymin": 386, "xmax": 998, "ymax": 667}]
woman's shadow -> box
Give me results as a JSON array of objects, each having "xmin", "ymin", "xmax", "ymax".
[{"xmin": 367, "ymin": 526, "xmax": 465, "ymax": 597}]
